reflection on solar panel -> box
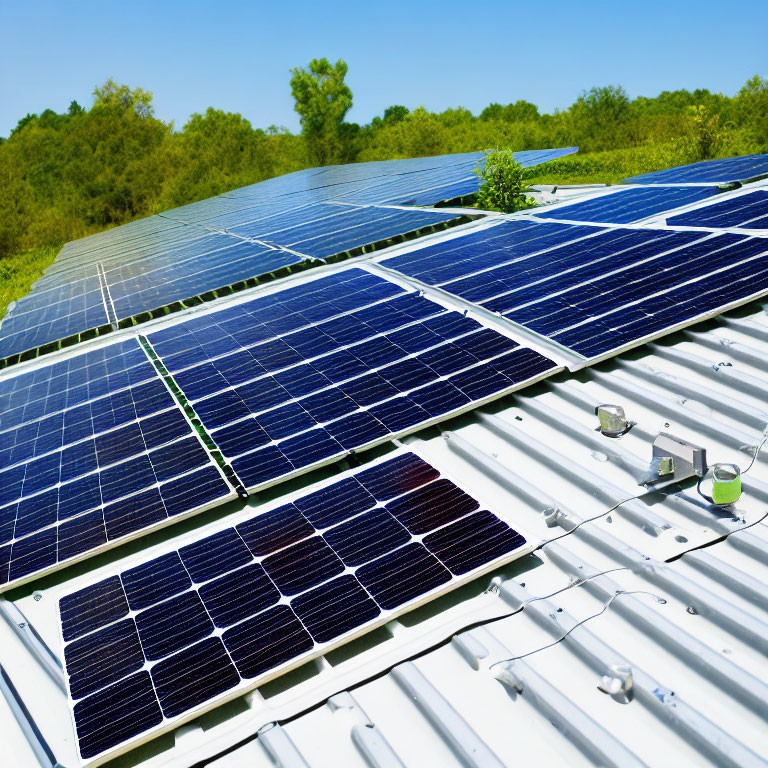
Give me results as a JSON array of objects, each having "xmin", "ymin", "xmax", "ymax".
[
  {"xmin": 147, "ymin": 269, "xmax": 558, "ymax": 489},
  {"xmin": 228, "ymin": 203, "xmax": 460, "ymax": 258},
  {"xmin": 1, "ymin": 149, "xmax": 577, "ymax": 364},
  {"xmin": 0, "ymin": 338, "xmax": 235, "ymax": 589},
  {"xmin": 382, "ymin": 219, "xmax": 768, "ymax": 361},
  {"xmin": 667, "ymin": 190, "xmax": 768, "ymax": 229},
  {"xmin": 107, "ymin": 241, "xmax": 305, "ymax": 322},
  {"xmin": 532, "ymin": 186, "xmax": 720, "ymax": 224},
  {"xmin": 57, "ymin": 451, "xmax": 531, "ymax": 763},
  {"xmin": 625, "ymin": 152, "xmax": 768, "ymax": 185}
]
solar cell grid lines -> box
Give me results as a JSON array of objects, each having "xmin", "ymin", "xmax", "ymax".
[
  {"xmin": 666, "ymin": 189, "xmax": 768, "ymax": 230},
  {"xmin": 147, "ymin": 268, "xmax": 558, "ymax": 490},
  {"xmin": 381, "ymin": 219, "xmax": 768, "ymax": 362},
  {"xmin": 57, "ymin": 451, "xmax": 532, "ymax": 764},
  {"xmin": 0, "ymin": 275, "xmax": 110, "ymax": 360},
  {"xmin": 531, "ymin": 185, "xmax": 721, "ymax": 224},
  {"xmin": 0, "ymin": 338, "xmax": 235, "ymax": 590}
]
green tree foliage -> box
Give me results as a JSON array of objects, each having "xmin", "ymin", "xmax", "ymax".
[
  {"xmin": 92, "ymin": 78, "xmax": 155, "ymax": 118},
  {"xmin": 570, "ymin": 85, "xmax": 633, "ymax": 150},
  {"xmin": 480, "ymin": 100, "xmax": 539, "ymax": 123},
  {"xmin": 156, "ymin": 108, "xmax": 296, "ymax": 207},
  {"xmin": 289, "ymin": 58, "xmax": 353, "ymax": 166},
  {"xmin": 474, "ymin": 150, "xmax": 535, "ymax": 213},
  {"xmin": 734, "ymin": 75, "xmax": 768, "ymax": 146}
]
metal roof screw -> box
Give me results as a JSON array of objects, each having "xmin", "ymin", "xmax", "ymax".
[
  {"xmin": 598, "ymin": 665, "xmax": 633, "ymax": 703},
  {"xmin": 686, "ymin": 605, "xmax": 698, "ymax": 615},
  {"xmin": 542, "ymin": 506, "xmax": 561, "ymax": 527}
]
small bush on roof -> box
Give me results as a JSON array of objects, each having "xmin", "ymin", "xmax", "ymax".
[{"xmin": 474, "ymin": 149, "xmax": 537, "ymax": 213}]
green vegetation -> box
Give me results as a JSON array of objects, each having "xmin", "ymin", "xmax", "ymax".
[
  {"xmin": 0, "ymin": 246, "xmax": 58, "ymax": 317},
  {"xmin": 475, "ymin": 150, "xmax": 536, "ymax": 213},
  {"xmin": 290, "ymin": 58, "xmax": 354, "ymax": 165},
  {"xmin": 1, "ymin": 66, "xmax": 766, "ymax": 319}
]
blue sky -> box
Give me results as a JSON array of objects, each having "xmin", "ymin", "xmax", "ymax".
[{"xmin": 1, "ymin": 0, "xmax": 766, "ymax": 137}]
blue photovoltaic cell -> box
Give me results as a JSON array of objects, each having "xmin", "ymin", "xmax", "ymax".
[
  {"xmin": 0, "ymin": 339, "xmax": 156, "ymax": 432},
  {"xmin": 58, "ymin": 452, "xmax": 528, "ymax": 762},
  {"xmin": 0, "ymin": 339, "xmax": 234, "ymax": 589},
  {"xmin": 382, "ymin": 219, "xmax": 768, "ymax": 360},
  {"xmin": 0, "ymin": 274, "xmax": 110, "ymax": 360},
  {"xmin": 667, "ymin": 190, "xmax": 768, "ymax": 230},
  {"xmin": 532, "ymin": 186, "xmax": 720, "ymax": 224},
  {"xmin": 625, "ymin": 152, "xmax": 768, "ymax": 185},
  {"xmin": 147, "ymin": 269, "xmax": 557, "ymax": 490}
]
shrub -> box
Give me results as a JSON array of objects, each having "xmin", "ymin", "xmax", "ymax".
[{"xmin": 474, "ymin": 149, "xmax": 536, "ymax": 213}]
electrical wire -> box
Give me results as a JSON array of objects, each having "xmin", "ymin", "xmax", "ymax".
[
  {"xmin": 489, "ymin": 589, "xmax": 665, "ymax": 669},
  {"xmin": 741, "ymin": 425, "xmax": 768, "ymax": 474}
]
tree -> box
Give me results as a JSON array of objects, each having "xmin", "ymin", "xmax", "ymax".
[
  {"xmin": 734, "ymin": 75, "xmax": 768, "ymax": 145},
  {"xmin": 9, "ymin": 113, "xmax": 38, "ymax": 137},
  {"xmin": 383, "ymin": 105, "xmax": 409, "ymax": 125},
  {"xmin": 480, "ymin": 100, "xmax": 539, "ymax": 123},
  {"xmin": 480, "ymin": 103, "xmax": 505, "ymax": 122},
  {"xmin": 92, "ymin": 78, "xmax": 154, "ymax": 118},
  {"xmin": 289, "ymin": 58, "xmax": 353, "ymax": 166},
  {"xmin": 370, "ymin": 105, "xmax": 409, "ymax": 132},
  {"xmin": 569, "ymin": 84, "xmax": 634, "ymax": 150},
  {"xmin": 574, "ymin": 85, "xmax": 630, "ymax": 126}
]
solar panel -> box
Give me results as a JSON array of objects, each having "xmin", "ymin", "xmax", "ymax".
[
  {"xmin": 106, "ymin": 241, "xmax": 305, "ymax": 322},
  {"xmin": 146, "ymin": 268, "xmax": 558, "ymax": 490},
  {"xmin": 0, "ymin": 338, "xmax": 236, "ymax": 590},
  {"xmin": 226, "ymin": 203, "xmax": 463, "ymax": 259},
  {"xmin": 381, "ymin": 219, "xmax": 768, "ymax": 362},
  {"xmin": 57, "ymin": 450, "xmax": 532, "ymax": 764},
  {"xmin": 0, "ymin": 274, "xmax": 110, "ymax": 360},
  {"xmin": 624, "ymin": 152, "xmax": 768, "ymax": 185},
  {"xmin": 2, "ymin": 150, "xmax": 578, "ymax": 364},
  {"xmin": 532, "ymin": 186, "xmax": 721, "ymax": 224},
  {"xmin": 666, "ymin": 189, "xmax": 768, "ymax": 230}
]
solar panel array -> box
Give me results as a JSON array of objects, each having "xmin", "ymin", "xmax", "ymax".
[
  {"xmin": 57, "ymin": 451, "xmax": 530, "ymax": 762},
  {"xmin": 624, "ymin": 152, "xmax": 768, "ymax": 185},
  {"xmin": 9, "ymin": 149, "xmax": 768, "ymax": 766},
  {"xmin": 531, "ymin": 185, "xmax": 721, "ymax": 224},
  {"xmin": 0, "ymin": 149, "xmax": 577, "ymax": 363},
  {"xmin": 146, "ymin": 268, "xmax": 558, "ymax": 489},
  {"xmin": 0, "ymin": 339, "xmax": 235, "ymax": 590},
  {"xmin": 667, "ymin": 189, "xmax": 768, "ymax": 230},
  {"xmin": 381, "ymin": 218, "xmax": 768, "ymax": 359}
]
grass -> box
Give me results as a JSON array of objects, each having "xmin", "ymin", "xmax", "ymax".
[
  {"xmin": 523, "ymin": 142, "xmax": 686, "ymax": 186},
  {"xmin": 0, "ymin": 245, "xmax": 59, "ymax": 321}
]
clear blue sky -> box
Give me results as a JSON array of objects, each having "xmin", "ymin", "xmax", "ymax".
[{"xmin": 1, "ymin": 0, "xmax": 766, "ymax": 137}]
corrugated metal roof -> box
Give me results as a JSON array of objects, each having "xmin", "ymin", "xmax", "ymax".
[{"xmin": 188, "ymin": 310, "xmax": 768, "ymax": 768}]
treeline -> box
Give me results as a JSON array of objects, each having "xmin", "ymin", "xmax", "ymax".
[{"xmin": 1, "ymin": 71, "xmax": 767, "ymax": 263}]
